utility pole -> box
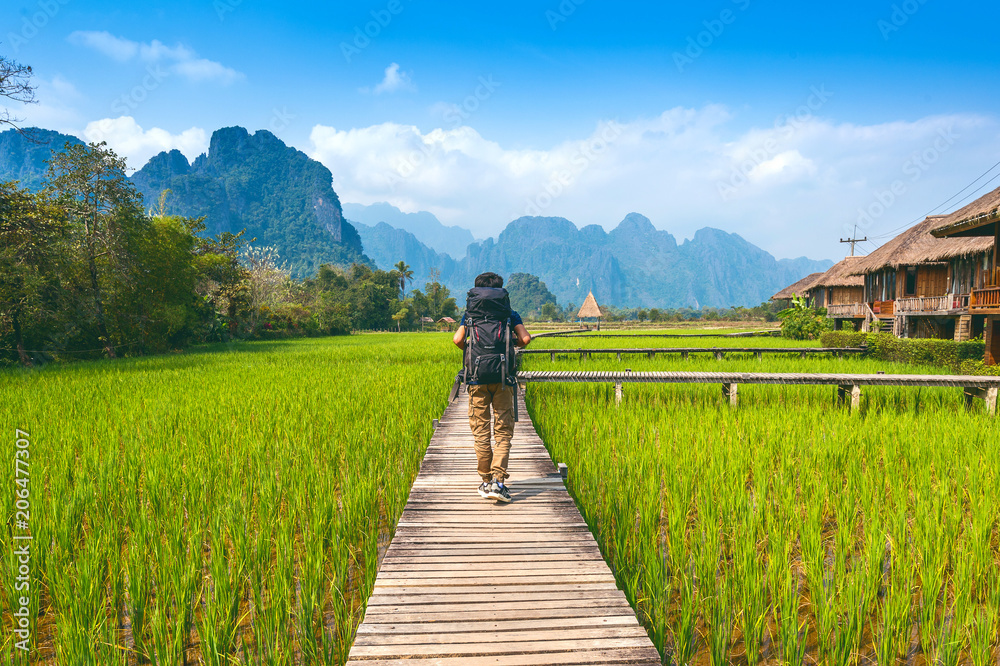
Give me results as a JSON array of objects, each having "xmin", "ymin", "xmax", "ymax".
[{"xmin": 840, "ymin": 225, "xmax": 867, "ymax": 256}]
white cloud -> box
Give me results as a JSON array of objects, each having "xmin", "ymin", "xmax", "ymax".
[
  {"xmin": 83, "ymin": 117, "xmax": 208, "ymax": 170},
  {"xmin": 369, "ymin": 63, "xmax": 415, "ymax": 95},
  {"xmin": 68, "ymin": 30, "xmax": 137, "ymax": 61},
  {"xmin": 310, "ymin": 107, "xmax": 1000, "ymax": 261},
  {"xmin": 67, "ymin": 31, "xmax": 243, "ymax": 85},
  {"xmin": 747, "ymin": 150, "xmax": 816, "ymax": 183}
]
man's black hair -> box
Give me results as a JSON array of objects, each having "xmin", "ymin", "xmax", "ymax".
[{"xmin": 474, "ymin": 272, "xmax": 504, "ymax": 288}]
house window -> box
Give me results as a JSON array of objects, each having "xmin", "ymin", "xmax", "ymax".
[{"xmin": 905, "ymin": 267, "xmax": 917, "ymax": 296}]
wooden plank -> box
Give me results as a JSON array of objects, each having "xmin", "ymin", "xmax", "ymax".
[
  {"xmin": 346, "ymin": 646, "xmax": 662, "ymax": 665},
  {"xmin": 347, "ymin": 636, "xmax": 657, "ymax": 658},
  {"xmin": 356, "ymin": 615, "xmax": 639, "ymax": 633},
  {"xmin": 346, "ymin": 392, "xmax": 659, "ymax": 665},
  {"xmin": 351, "ymin": 625, "xmax": 651, "ymax": 646}
]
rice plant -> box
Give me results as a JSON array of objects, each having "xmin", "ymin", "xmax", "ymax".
[
  {"xmin": 527, "ymin": 348, "xmax": 1000, "ymax": 664},
  {"xmin": 0, "ymin": 334, "xmax": 454, "ymax": 664}
]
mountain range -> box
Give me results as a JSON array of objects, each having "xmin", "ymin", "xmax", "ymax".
[
  {"xmin": 0, "ymin": 126, "xmax": 833, "ymax": 308},
  {"xmin": 351, "ymin": 212, "xmax": 831, "ymax": 309},
  {"xmin": 343, "ymin": 202, "xmax": 476, "ymax": 260}
]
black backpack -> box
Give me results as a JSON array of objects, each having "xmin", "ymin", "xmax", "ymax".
[{"xmin": 463, "ymin": 287, "xmax": 517, "ymax": 386}]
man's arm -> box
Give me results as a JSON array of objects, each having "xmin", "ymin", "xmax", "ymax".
[
  {"xmin": 453, "ymin": 325, "xmax": 467, "ymax": 350},
  {"xmin": 513, "ymin": 324, "xmax": 531, "ymax": 348}
]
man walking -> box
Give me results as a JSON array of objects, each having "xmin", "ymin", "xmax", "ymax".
[{"xmin": 452, "ymin": 272, "xmax": 531, "ymax": 503}]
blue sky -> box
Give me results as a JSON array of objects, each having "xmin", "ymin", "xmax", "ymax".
[{"xmin": 7, "ymin": 0, "xmax": 1000, "ymax": 261}]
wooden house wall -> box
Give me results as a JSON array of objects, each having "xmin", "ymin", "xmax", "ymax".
[
  {"xmin": 830, "ymin": 286, "xmax": 864, "ymax": 305},
  {"xmin": 915, "ymin": 266, "xmax": 949, "ymax": 296},
  {"xmin": 865, "ymin": 270, "xmax": 896, "ymax": 302}
]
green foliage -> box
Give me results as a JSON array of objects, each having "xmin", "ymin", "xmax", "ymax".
[
  {"xmin": 0, "ymin": 334, "xmax": 455, "ymax": 662},
  {"xmin": 1, "ymin": 145, "xmax": 413, "ymax": 365},
  {"xmin": 867, "ymin": 333, "xmax": 987, "ymax": 372},
  {"xmin": 821, "ymin": 332, "xmax": 998, "ymax": 375},
  {"xmin": 777, "ymin": 295, "xmax": 833, "ymax": 340},
  {"xmin": 410, "ymin": 277, "xmax": 457, "ymax": 322},
  {"xmin": 506, "ymin": 273, "xmax": 558, "ymax": 318},
  {"xmin": 820, "ymin": 331, "xmax": 868, "ymax": 349},
  {"xmin": 526, "ymin": 349, "xmax": 1000, "ymax": 664}
]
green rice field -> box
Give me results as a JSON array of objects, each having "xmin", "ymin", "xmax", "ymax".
[
  {"xmin": 3, "ymin": 331, "xmax": 998, "ymax": 665},
  {"xmin": 0, "ymin": 335, "xmax": 454, "ymax": 664},
  {"xmin": 525, "ymin": 350, "xmax": 1000, "ymax": 665}
]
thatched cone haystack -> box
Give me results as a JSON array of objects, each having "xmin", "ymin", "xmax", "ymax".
[{"xmin": 578, "ymin": 291, "xmax": 603, "ymax": 320}]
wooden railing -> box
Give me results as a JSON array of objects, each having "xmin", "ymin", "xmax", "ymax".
[
  {"xmin": 971, "ymin": 286, "xmax": 1000, "ymax": 311},
  {"xmin": 826, "ymin": 303, "xmax": 866, "ymax": 318},
  {"xmin": 896, "ymin": 294, "xmax": 970, "ymax": 314}
]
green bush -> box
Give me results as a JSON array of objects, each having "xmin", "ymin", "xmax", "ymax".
[
  {"xmin": 822, "ymin": 332, "xmax": 990, "ymax": 374},
  {"xmin": 820, "ymin": 331, "xmax": 868, "ymax": 349},
  {"xmin": 777, "ymin": 296, "xmax": 834, "ymax": 340}
]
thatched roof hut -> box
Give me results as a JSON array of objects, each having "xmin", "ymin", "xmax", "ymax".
[
  {"xmin": 853, "ymin": 215, "xmax": 993, "ymax": 272},
  {"xmin": 811, "ymin": 257, "xmax": 865, "ymax": 288},
  {"xmin": 932, "ymin": 184, "xmax": 1000, "ymax": 238},
  {"xmin": 771, "ymin": 272, "xmax": 824, "ymax": 301},
  {"xmin": 577, "ymin": 292, "xmax": 603, "ymax": 319}
]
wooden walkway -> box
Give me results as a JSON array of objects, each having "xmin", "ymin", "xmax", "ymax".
[
  {"xmin": 517, "ymin": 370, "xmax": 1000, "ymax": 414},
  {"xmin": 521, "ymin": 347, "xmax": 866, "ymax": 361},
  {"xmin": 346, "ymin": 391, "xmax": 661, "ymax": 665}
]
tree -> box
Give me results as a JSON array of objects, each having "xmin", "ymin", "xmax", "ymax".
[
  {"xmin": 0, "ymin": 183, "xmax": 68, "ymax": 365},
  {"xmin": 0, "ymin": 55, "xmax": 36, "ymax": 132},
  {"xmin": 506, "ymin": 273, "xmax": 558, "ymax": 318},
  {"xmin": 411, "ymin": 277, "xmax": 456, "ymax": 322},
  {"xmin": 392, "ymin": 307, "xmax": 408, "ymax": 332},
  {"xmin": 393, "ymin": 260, "xmax": 413, "ymax": 297},
  {"xmin": 243, "ymin": 245, "xmax": 289, "ymax": 331},
  {"xmin": 48, "ymin": 141, "xmax": 147, "ymax": 358},
  {"xmin": 777, "ymin": 295, "xmax": 833, "ymax": 340},
  {"xmin": 540, "ymin": 301, "xmax": 560, "ymax": 322}
]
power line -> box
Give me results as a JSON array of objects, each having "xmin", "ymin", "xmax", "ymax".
[
  {"xmin": 925, "ymin": 159, "xmax": 1000, "ymax": 215},
  {"xmin": 866, "ymin": 160, "xmax": 1000, "ymax": 242}
]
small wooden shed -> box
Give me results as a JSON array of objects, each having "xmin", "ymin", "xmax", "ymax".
[{"xmin": 577, "ymin": 291, "xmax": 603, "ymax": 329}]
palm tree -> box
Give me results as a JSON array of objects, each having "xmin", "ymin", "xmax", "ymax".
[{"xmin": 394, "ymin": 261, "xmax": 413, "ymax": 298}]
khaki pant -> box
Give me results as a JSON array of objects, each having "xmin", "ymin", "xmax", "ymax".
[{"xmin": 468, "ymin": 383, "xmax": 514, "ymax": 482}]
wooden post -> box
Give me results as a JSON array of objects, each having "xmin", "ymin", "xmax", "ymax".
[
  {"xmin": 714, "ymin": 351, "xmax": 724, "ymax": 361},
  {"xmin": 681, "ymin": 351, "xmax": 689, "ymax": 361},
  {"xmin": 615, "ymin": 382, "xmax": 623, "ymax": 405},
  {"xmin": 837, "ymin": 384, "xmax": 861, "ymax": 412},
  {"xmin": 722, "ymin": 383, "xmax": 738, "ymax": 407},
  {"xmin": 550, "ymin": 351, "xmax": 555, "ymax": 362},
  {"xmin": 558, "ymin": 463, "xmax": 568, "ymax": 479},
  {"xmin": 800, "ymin": 351, "xmax": 807, "ymax": 359},
  {"xmin": 432, "ymin": 419, "xmax": 439, "ymax": 429},
  {"xmin": 964, "ymin": 387, "xmax": 998, "ymax": 416},
  {"xmin": 616, "ymin": 352, "xmax": 621, "ymax": 362},
  {"xmin": 754, "ymin": 351, "xmax": 762, "ymax": 361},
  {"xmin": 580, "ymin": 352, "xmax": 585, "ymax": 361}
]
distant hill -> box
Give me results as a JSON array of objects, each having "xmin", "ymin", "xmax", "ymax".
[
  {"xmin": 358, "ymin": 211, "xmax": 833, "ymax": 309},
  {"xmin": 352, "ymin": 220, "xmax": 463, "ymax": 286},
  {"xmin": 342, "ymin": 202, "xmax": 476, "ymax": 260},
  {"xmin": 1, "ymin": 126, "xmax": 370, "ymax": 278},
  {"xmin": 132, "ymin": 127, "xmax": 369, "ymax": 277},
  {"xmin": 0, "ymin": 128, "xmax": 83, "ymax": 189}
]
